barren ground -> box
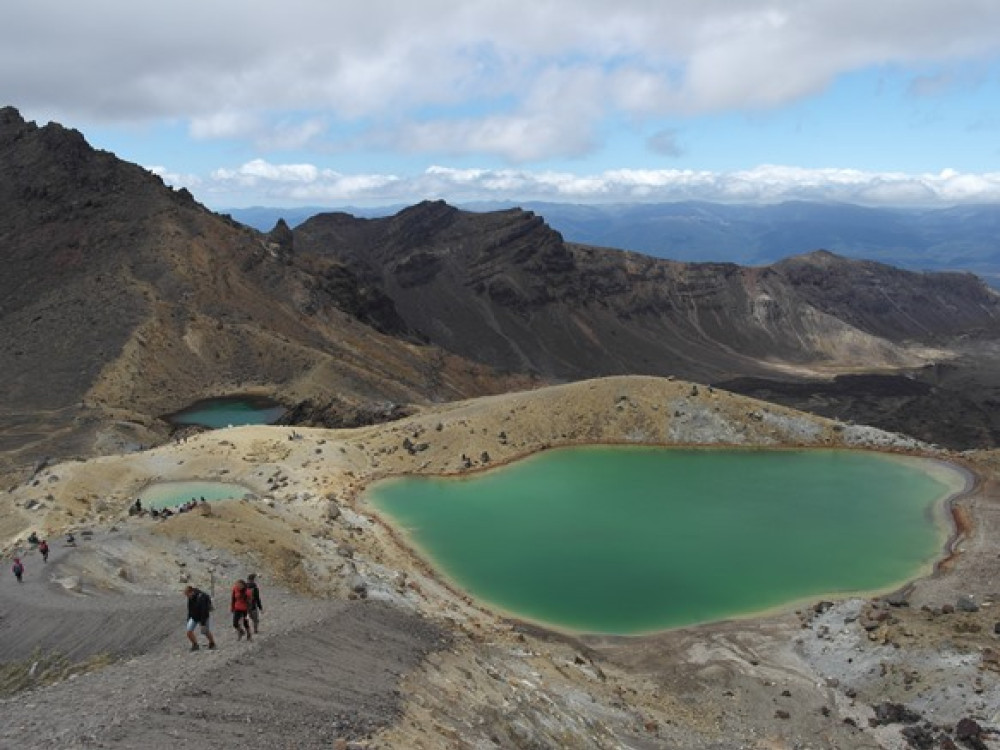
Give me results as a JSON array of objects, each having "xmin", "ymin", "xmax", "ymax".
[{"xmin": 2, "ymin": 376, "xmax": 998, "ymax": 749}]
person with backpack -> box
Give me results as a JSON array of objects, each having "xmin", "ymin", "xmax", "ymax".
[
  {"xmin": 39, "ymin": 540, "xmax": 49, "ymax": 563},
  {"xmin": 245, "ymin": 573, "xmax": 264, "ymax": 634},
  {"xmin": 11, "ymin": 558, "xmax": 24, "ymax": 583},
  {"xmin": 184, "ymin": 585, "xmax": 216, "ymax": 652},
  {"xmin": 231, "ymin": 579, "xmax": 252, "ymax": 641}
]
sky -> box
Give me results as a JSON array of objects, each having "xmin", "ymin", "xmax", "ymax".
[{"xmin": 4, "ymin": 1, "xmax": 1000, "ymax": 210}]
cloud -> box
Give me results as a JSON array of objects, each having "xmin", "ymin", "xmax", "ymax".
[
  {"xmin": 207, "ymin": 159, "xmax": 400, "ymax": 202},
  {"xmin": 7, "ymin": 1, "xmax": 1000, "ymax": 162},
  {"xmin": 185, "ymin": 159, "xmax": 1000, "ymax": 207}
]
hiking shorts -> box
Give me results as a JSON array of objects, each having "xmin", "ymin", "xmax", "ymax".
[{"xmin": 186, "ymin": 617, "xmax": 210, "ymax": 634}]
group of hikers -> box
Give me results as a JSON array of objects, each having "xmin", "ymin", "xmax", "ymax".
[
  {"xmin": 184, "ymin": 573, "xmax": 264, "ymax": 651},
  {"xmin": 9, "ymin": 532, "xmax": 52, "ymax": 582},
  {"xmin": 129, "ymin": 496, "xmax": 208, "ymax": 519},
  {"xmin": 13, "ymin": 527, "xmax": 266, "ymax": 655}
]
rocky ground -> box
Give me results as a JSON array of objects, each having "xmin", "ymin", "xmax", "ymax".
[{"xmin": 1, "ymin": 375, "xmax": 998, "ymax": 749}]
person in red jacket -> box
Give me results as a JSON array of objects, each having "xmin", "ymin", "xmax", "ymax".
[{"xmin": 231, "ymin": 579, "xmax": 252, "ymax": 641}]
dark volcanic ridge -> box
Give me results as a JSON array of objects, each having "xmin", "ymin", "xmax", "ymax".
[
  {"xmin": 292, "ymin": 202, "xmax": 1000, "ymax": 382},
  {"xmin": 2, "ymin": 104, "xmax": 1000, "ymax": 479}
]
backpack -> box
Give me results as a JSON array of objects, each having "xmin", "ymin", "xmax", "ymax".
[
  {"xmin": 12, "ymin": 562, "xmax": 23, "ymax": 575},
  {"xmin": 200, "ymin": 591, "xmax": 214, "ymax": 612}
]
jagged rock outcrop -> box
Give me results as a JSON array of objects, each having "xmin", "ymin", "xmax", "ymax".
[{"xmin": 292, "ymin": 203, "xmax": 1000, "ymax": 383}]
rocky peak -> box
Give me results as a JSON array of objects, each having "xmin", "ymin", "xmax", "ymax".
[
  {"xmin": 0, "ymin": 105, "xmax": 29, "ymax": 131},
  {"xmin": 267, "ymin": 218, "xmax": 295, "ymax": 257}
]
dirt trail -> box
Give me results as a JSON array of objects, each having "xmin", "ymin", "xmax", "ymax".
[
  {"xmin": 0, "ymin": 544, "xmax": 446, "ymax": 750},
  {"xmin": 1, "ymin": 542, "xmax": 177, "ymax": 663}
]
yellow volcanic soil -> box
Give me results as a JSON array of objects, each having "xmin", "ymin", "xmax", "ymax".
[{"xmin": 3, "ymin": 375, "xmax": 999, "ymax": 749}]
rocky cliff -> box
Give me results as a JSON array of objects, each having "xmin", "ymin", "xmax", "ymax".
[
  {"xmin": 293, "ymin": 201, "xmax": 1000, "ymax": 382},
  {"xmin": 0, "ymin": 108, "xmax": 520, "ymax": 479}
]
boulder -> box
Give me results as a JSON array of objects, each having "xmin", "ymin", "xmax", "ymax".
[
  {"xmin": 900, "ymin": 725, "xmax": 935, "ymax": 749},
  {"xmin": 325, "ymin": 500, "xmax": 341, "ymax": 521},
  {"xmin": 885, "ymin": 591, "xmax": 909, "ymax": 607},
  {"xmin": 956, "ymin": 595, "xmax": 979, "ymax": 613},
  {"xmin": 348, "ymin": 574, "xmax": 368, "ymax": 597},
  {"xmin": 955, "ymin": 717, "xmax": 987, "ymax": 749},
  {"xmin": 871, "ymin": 702, "xmax": 921, "ymax": 725}
]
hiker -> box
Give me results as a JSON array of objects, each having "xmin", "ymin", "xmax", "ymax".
[
  {"xmin": 246, "ymin": 573, "xmax": 264, "ymax": 634},
  {"xmin": 39, "ymin": 539, "xmax": 49, "ymax": 563},
  {"xmin": 12, "ymin": 558, "xmax": 24, "ymax": 583},
  {"xmin": 231, "ymin": 579, "xmax": 252, "ymax": 641},
  {"xmin": 64, "ymin": 533, "xmax": 75, "ymax": 546},
  {"xmin": 27, "ymin": 531, "xmax": 39, "ymax": 546},
  {"xmin": 184, "ymin": 585, "xmax": 216, "ymax": 651}
]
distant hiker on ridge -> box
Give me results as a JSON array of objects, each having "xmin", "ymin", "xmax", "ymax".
[
  {"xmin": 184, "ymin": 585, "xmax": 216, "ymax": 652},
  {"xmin": 231, "ymin": 579, "xmax": 252, "ymax": 641},
  {"xmin": 246, "ymin": 572, "xmax": 264, "ymax": 634},
  {"xmin": 11, "ymin": 558, "xmax": 24, "ymax": 583},
  {"xmin": 39, "ymin": 539, "xmax": 49, "ymax": 563}
]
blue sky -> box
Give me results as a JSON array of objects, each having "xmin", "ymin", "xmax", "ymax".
[{"xmin": 4, "ymin": 1, "xmax": 1000, "ymax": 209}]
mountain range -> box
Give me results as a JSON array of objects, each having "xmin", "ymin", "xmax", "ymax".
[
  {"xmin": 227, "ymin": 200, "xmax": 1000, "ymax": 286},
  {"xmin": 3, "ymin": 104, "xmax": 1000, "ymax": 484}
]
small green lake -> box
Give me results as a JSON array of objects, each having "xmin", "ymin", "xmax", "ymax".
[
  {"xmin": 163, "ymin": 395, "xmax": 285, "ymax": 429},
  {"xmin": 368, "ymin": 447, "xmax": 965, "ymax": 634},
  {"xmin": 138, "ymin": 480, "xmax": 252, "ymax": 510}
]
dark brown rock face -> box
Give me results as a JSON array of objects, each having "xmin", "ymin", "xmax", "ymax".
[
  {"xmin": 292, "ymin": 203, "xmax": 1000, "ymax": 384},
  {"xmin": 0, "ymin": 108, "xmax": 515, "ymax": 479}
]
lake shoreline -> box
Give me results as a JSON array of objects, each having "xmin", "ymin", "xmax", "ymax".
[{"xmin": 368, "ymin": 445, "xmax": 973, "ymax": 637}]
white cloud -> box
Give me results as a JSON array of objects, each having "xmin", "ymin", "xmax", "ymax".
[
  {"xmin": 147, "ymin": 165, "xmax": 202, "ymax": 189},
  {"xmin": 190, "ymin": 111, "xmax": 261, "ymax": 140},
  {"xmin": 184, "ymin": 159, "xmax": 1000, "ymax": 207},
  {"xmin": 212, "ymin": 159, "xmax": 320, "ymax": 184},
  {"xmin": 7, "ymin": 1, "xmax": 1000, "ymax": 162}
]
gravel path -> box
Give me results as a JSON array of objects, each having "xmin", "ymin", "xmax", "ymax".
[{"xmin": 0, "ymin": 544, "xmax": 447, "ymax": 750}]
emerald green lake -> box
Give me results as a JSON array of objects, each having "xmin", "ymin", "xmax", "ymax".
[
  {"xmin": 369, "ymin": 447, "xmax": 965, "ymax": 634},
  {"xmin": 163, "ymin": 395, "xmax": 285, "ymax": 429}
]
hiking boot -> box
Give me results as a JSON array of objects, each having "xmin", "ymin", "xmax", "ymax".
[
  {"xmin": 237, "ymin": 629, "xmax": 244, "ymax": 641},
  {"xmin": 208, "ymin": 643, "xmax": 216, "ymax": 650},
  {"xmin": 190, "ymin": 643, "xmax": 200, "ymax": 652}
]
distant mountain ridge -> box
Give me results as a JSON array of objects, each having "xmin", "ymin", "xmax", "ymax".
[
  {"xmin": 289, "ymin": 201, "xmax": 1000, "ymax": 384},
  {"xmin": 227, "ymin": 200, "xmax": 1000, "ymax": 285}
]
